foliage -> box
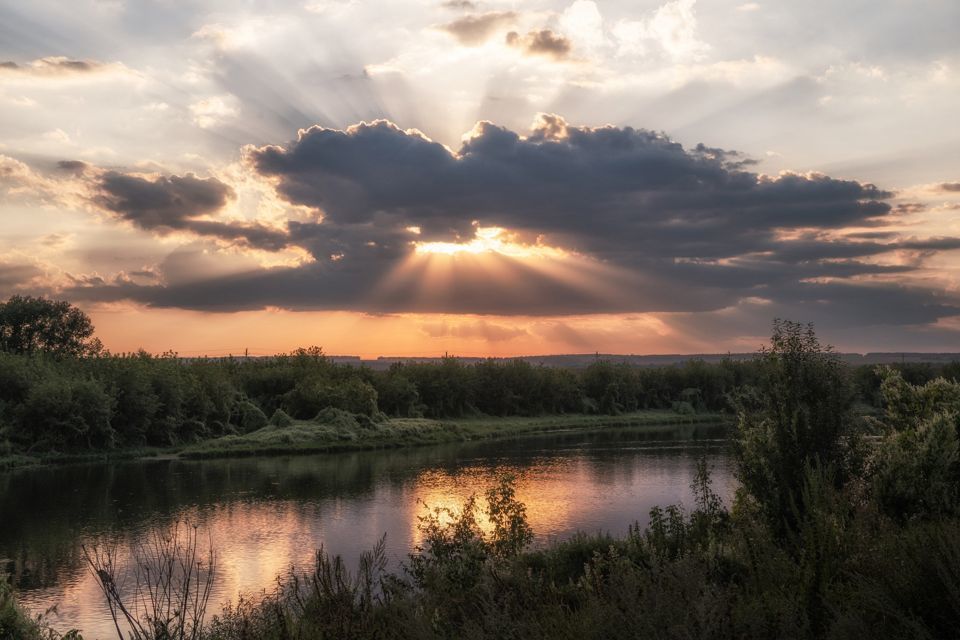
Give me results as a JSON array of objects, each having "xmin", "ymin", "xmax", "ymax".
[
  {"xmin": 235, "ymin": 401, "xmax": 268, "ymax": 433},
  {"xmin": 268, "ymin": 408, "xmax": 295, "ymax": 427},
  {"xmin": 17, "ymin": 378, "xmax": 115, "ymax": 451},
  {"xmin": 732, "ymin": 319, "xmax": 857, "ymax": 540},
  {"xmin": 0, "ymin": 578, "xmax": 82, "ymax": 640},
  {"xmin": 869, "ymin": 367, "xmax": 960, "ymax": 521},
  {"xmin": 0, "ymin": 296, "xmax": 102, "ymax": 358}
]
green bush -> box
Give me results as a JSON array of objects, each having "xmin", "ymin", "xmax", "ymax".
[
  {"xmin": 0, "ymin": 579, "xmax": 82, "ymax": 640},
  {"xmin": 16, "ymin": 377, "xmax": 115, "ymax": 451},
  {"xmin": 732, "ymin": 319, "xmax": 857, "ymax": 540},
  {"xmin": 236, "ymin": 400, "xmax": 268, "ymax": 433},
  {"xmin": 284, "ymin": 379, "xmax": 379, "ymax": 419},
  {"xmin": 870, "ymin": 368, "xmax": 960, "ymax": 521},
  {"xmin": 269, "ymin": 408, "xmax": 295, "ymax": 427}
]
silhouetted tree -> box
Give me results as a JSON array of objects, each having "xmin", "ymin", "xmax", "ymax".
[{"xmin": 0, "ymin": 296, "xmax": 102, "ymax": 358}]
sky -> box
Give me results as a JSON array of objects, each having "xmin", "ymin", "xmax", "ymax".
[{"xmin": 1, "ymin": 0, "xmax": 959, "ymax": 357}]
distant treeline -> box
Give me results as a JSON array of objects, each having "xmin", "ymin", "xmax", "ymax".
[
  {"xmin": 0, "ymin": 295, "xmax": 958, "ymax": 454},
  {"xmin": 2, "ymin": 345, "xmax": 960, "ymax": 454}
]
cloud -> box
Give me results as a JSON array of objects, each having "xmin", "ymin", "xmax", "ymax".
[
  {"xmin": 248, "ymin": 115, "xmax": 893, "ymax": 258},
  {"xmin": 438, "ymin": 12, "xmax": 516, "ymax": 46},
  {"xmin": 0, "ymin": 260, "xmax": 44, "ymax": 294},
  {"xmin": 56, "ymin": 160, "xmax": 90, "ymax": 174},
  {"xmin": 0, "ymin": 56, "xmax": 105, "ymax": 75},
  {"xmin": 61, "ymin": 116, "xmax": 960, "ymax": 332},
  {"xmin": 613, "ymin": 0, "xmax": 709, "ymax": 61},
  {"xmin": 94, "ymin": 172, "xmax": 234, "ymax": 226},
  {"xmin": 559, "ymin": 1, "xmax": 604, "ymax": 52},
  {"xmin": 0, "ymin": 154, "xmax": 67, "ymax": 203},
  {"xmin": 505, "ymin": 30, "xmax": 572, "ymax": 60},
  {"xmin": 420, "ymin": 319, "xmax": 528, "ymax": 341},
  {"xmin": 189, "ymin": 96, "xmax": 240, "ymax": 128},
  {"xmin": 533, "ymin": 321, "xmax": 594, "ymax": 350},
  {"xmin": 441, "ymin": 0, "xmax": 477, "ymax": 9},
  {"xmin": 91, "ymin": 171, "xmax": 289, "ymax": 250},
  {"xmin": 939, "ymin": 182, "xmax": 960, "ymax": 192}
]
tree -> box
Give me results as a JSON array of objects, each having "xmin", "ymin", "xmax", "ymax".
[
  {"xmin": 733, "ymin": 319, "xmax": 857, "ymax": 540},
  {"xmin": 0, "ymin": 295, "xmax": 102, "ymax": 358}
]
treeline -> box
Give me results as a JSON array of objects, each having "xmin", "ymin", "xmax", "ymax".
[
  {"xmin": 7, "ymin": 352, "xmax": 960, "ymax": 455},
  {"xmin": 7, "ymin": 346, "xmax": 959, "ymax": 454},
  {"xmin": 0, "ymin": 295, "xmax": 958, "ymax": 455},
  {"xmin": 0, "ymin": 348, "xmax": 736, "ymax": 453}
]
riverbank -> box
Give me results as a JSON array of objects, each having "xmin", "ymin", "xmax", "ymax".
[
  {"xmin": 0, "ymin": 410, "xmax": 727, "ymax": 470},
  {"xmin": 181, "ymin": 410, "xmax": 727, "ymax": 459}
]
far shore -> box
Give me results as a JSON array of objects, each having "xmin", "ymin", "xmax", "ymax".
[{"xmin": 0, "ymin": 410, "xmax": 728, "ymax": 471}]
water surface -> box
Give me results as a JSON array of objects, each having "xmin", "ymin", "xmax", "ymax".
[{"xmin": 1, "ymin": 423, "xmax": 732, "ymax": 638}]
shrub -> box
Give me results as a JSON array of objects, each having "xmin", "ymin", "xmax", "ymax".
[
  {"xmin": 732, "ymin": 320, "xmax": 857, "ymax": 540},
  {"xmin": 235, "ymin": 400, "xmax": 268, "ymax": 433},
  {"xmin": 284, "ymin": 379, "xmax": 379, "ymax": 419},
  {"xmin": 17, "ymin": 377, "xmax": 114, "ymax": 451},
  {"xmin": 269, "ymin": 408, "xmax": 295, "ymax": 427}
]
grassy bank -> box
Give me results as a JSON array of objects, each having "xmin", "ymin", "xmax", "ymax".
[
  {"xmin": 0, "ymin": 410, "xmax": 726, "ymax": 470},
  {"xmin": 0, "ymin": 446, "xmax": 169, "ymax": 471},
  {"xmin": 181, "ymin": 410, "xmax": 726, "ymax": 459}
]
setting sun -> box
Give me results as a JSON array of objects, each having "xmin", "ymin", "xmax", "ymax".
[{"xmin": 414, "ymin": 226, "xmax": 569, "ymax": 260}]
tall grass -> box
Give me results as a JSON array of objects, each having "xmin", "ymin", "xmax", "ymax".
[{"xmin": 83, "ymin": 522, "xmax": 215, "ymax": 640}]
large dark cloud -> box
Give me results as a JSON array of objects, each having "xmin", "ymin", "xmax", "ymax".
[
  {"xmin": 65, "ymin": 117, "xmax": 960, "ymax": 330},
  {"xmin": 91, "ymin": 171, "xmax": 289, "ymax": 251},
  {"xmin": 249, "ymin": 115, "xmax": 893, "ymax": 260}
]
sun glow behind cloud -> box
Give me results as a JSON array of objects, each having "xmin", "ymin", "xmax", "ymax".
[{"xmin": 414, "ymin": 226, "xmax": 568, "ymax": 259}]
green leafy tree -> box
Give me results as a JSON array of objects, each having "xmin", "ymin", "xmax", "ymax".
[
  {"xmin": 18, "ymin": 378, "xmax": 115, "ymax": 451},
  {"xmin": 870, "ymin": 367, "xmax": 960, "ymax": 520},
  {"xmin": 733, "ymin": 320, "xmax": 857, "ymax": 540},
  {"xmin": 0, "ymin": 296, "xmax": 102, "ymax": 358}
]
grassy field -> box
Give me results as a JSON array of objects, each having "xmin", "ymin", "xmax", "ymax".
[{"xmin": 0, "ymin": 410, "xmax": 726, "ymax": 469}]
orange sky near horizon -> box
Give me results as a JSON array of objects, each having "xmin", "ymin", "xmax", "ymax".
[{"xmin": 87, "ymin": 305, "xmax": 724, "ymax": 359}]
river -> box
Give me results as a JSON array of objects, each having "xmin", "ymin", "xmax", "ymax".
[{"xmin": 1, "ymin": 423, "xmax": 732, "ymax": 638}]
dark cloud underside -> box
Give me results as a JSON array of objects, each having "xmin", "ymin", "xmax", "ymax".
[{"xmin": 91, "ymin": 172, "xmax": 289, "ymax": 250}]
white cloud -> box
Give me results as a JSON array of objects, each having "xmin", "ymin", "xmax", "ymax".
[
  {"xmin": 189, "ymin": 96, "xmax": 239, "ymax": 129},
  {"xmin": 613, "ymin": 0, "xmax": 709, "ymax": 61},
  {"xmin": 559, "ymin": 1, "xmax": 605, "ymax": 53},
  {"xmin": 42, "ymin": 128, "xmax": 73, "ymax": 144}
]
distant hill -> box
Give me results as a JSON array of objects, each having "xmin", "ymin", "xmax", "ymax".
[{"xmin": 328, "ymin": 352, "xmax": 960, "ymax": 370}]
